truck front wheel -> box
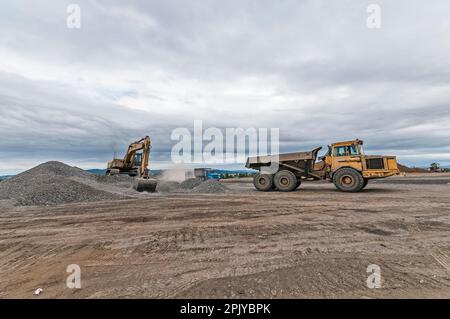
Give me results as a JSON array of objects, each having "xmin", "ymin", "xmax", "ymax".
[
  {"xmin": 333, "ymin": 168, "xmax": 364, "ymax": 192},
  {"xmin": 253, "ymin": 173, "xmax": 274, "ymax": 191},
  {"xmin": 274, "ymin": 170, "xmax": 298, "ymax": 192}
]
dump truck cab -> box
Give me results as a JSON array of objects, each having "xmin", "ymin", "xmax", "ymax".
[{"xmin": 324, "ymin": 139, "xmax": 399, "ymax": 179}]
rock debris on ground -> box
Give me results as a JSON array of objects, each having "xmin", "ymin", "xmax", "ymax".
[
  {"xmin": 0, "ymin": 161, "xmax": 130, "ymax": 206},
  {"xmin": 178, "ymin": 178, "xmax": 203, "ymax": 190},
  {"xmin": 192, "ymin": 179, "xmax": 228, "ymax": 193},
  {"xmin": 0, "ymin": 161, "xmax": 230, "ymax": 206},
  {"xmin": 157, "ymin": 179, "xmax": 228, "ymax": 194},
  {"xmin": 155, "ymin": 181, "xmax": 181, "ymax": 193}
]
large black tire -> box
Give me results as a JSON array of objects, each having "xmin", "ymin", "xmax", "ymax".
[
  {"xmin": 333, "ymin": 168, "xmax": 364, "ymax": 192},
  {"xmin": 362, "ymin": 178, "xmax": 369, "ymax": 189},
  {"xmin": 253, "ymin": 173, "xmax": 274, "ymax": 191},
  {"xmin": 274, "ymin": 170, "xmax": 298, "ymax": 192}
]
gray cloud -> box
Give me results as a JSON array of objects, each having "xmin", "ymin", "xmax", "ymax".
[{"xmin": 1, "ymin": 0, "xmax": 450, "ymax": 173}]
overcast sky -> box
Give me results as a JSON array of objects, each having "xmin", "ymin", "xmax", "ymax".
[{"xmin": 1, "ymin": 0, "xmax": 450, "ymax": 174}]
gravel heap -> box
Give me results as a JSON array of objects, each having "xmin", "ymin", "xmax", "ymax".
[
  {"xmin": 192, "ymin": 179, "xmax": 228, "ymax": 193},
  {"xmin": 0, "ymin": 161, "xmax": 231, "ymax": 206},
  {"xmin": 179, "ymin": 178, "xmax": 203, "ymax": 190},
  {"xmin": 155, "ymin": 181, "xmax": 180, "ymax": 193},
  {"xmin": 155, "ymin": 178, "xmax": 228, "ymax": 194},
  {"xmin": 0, "ymin": 161, "xmax": 128, "ymax": 206},
  {"xmin": 90, "ymin": 174, "xmax": 134, "ymax": 188}
]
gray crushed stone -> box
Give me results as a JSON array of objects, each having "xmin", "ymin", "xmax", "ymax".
[
  {"xmin": 155, "ymin": 178, "xmax": 228, "ymax": 194},
  {"xmin": 156, "ymin": 181, "xmax": 181, "ymax": 193},
  {"xmin": 0, "ymin": 162, "xmax": 231, "ymax": 206},
  {"xmin": 179, "ymin": 178, "xmax": 203, "ymax": 190},
  {"xmin": 0, "ymin": 161, "xmax": 130, "ymax": 206},
  {"xmin": 192, "ymin": 179, "xmax": 228, "ymax": 193}
]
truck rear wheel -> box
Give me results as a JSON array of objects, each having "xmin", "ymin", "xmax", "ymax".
[
  {"xmin": 274, "ymin": 170, "xmax": 298, "ymax": 192},
  {"xmin": 333, "ymin": 168, "xmax": 364, "ymax": 192},
  {"xmin": 253, "ymin": 173, "xmax": 273, "ymax": 191}
]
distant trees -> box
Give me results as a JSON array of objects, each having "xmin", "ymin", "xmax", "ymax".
[{"xmin": 430, "ymin": 163, "xmax": 440, "ymax": 172}]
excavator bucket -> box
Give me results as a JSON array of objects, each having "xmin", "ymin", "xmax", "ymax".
[{"xmin": 133, "ymin": 178, "xmax": 158, "ymax": 192}]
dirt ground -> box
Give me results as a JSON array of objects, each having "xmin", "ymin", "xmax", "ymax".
[{"xmin": 0, "ymin": 175, "xmax": 449, "ymax": 298}]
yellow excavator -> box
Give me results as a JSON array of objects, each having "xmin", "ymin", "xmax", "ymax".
[{"xmin": 106, "ymin": 136, "xmax": 158, "ymax": 192}]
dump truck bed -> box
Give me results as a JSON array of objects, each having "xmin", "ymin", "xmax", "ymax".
[{"xmin": 245, "ymin": 147, "xmax": 322, "ymax": 168}]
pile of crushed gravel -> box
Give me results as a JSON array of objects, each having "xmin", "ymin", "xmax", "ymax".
[
  {"xmin": 0, "ymin": 161, "xmax": 230, "ymax": 206},
  {"xmin": 179, "ymin": 178, "xmax": 203, "ymax": 190},
  {"xmin": 0, "ymin": 161, "xmax": 129, "ymax": 206},
  {"xmin": 156, "ymin": 178, "xmax": 228, "ymax": 194},
  {"xmin": 192, "ymin": 179, "xmax": 228, "ymax": 193},
  {"xmin": 156, "ymin": 181, "xmax": 180, "ymax": 193}
]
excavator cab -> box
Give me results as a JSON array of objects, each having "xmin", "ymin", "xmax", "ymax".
[{"xmin": 133, "ymin": 153, "xmax": 142, "ymax": 167}]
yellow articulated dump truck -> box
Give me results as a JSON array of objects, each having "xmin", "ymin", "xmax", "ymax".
[{"xmin": 246, "ymin": 139, "xmax": 399, "ymax": 192}]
